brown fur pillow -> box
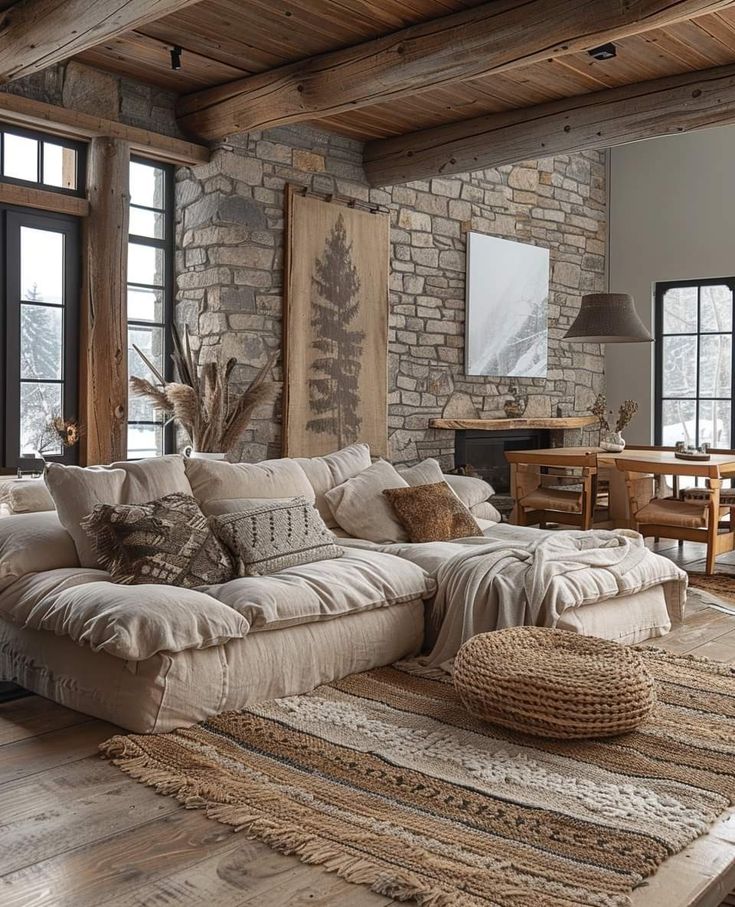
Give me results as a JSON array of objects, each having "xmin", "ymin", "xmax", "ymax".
[{"xmin": 382, "ymin": 482, "xmax": 482, "ymax": 543}]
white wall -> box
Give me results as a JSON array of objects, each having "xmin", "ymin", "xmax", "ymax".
[{"xmin": 607, "ymin": 126, "xmax": 735, "ymax": 444}]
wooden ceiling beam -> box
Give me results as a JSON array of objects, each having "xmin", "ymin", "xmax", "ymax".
[
  {"xmin": 176, "ymin": 0, "xmax": 735, "ymax": 141},
  {"xmin": 0, "ymin": 0, "xmax": 202, "ymax": 82},
  {"xmin": 0, "ymin": 92, "xmax": 209, "ymax": 166},
  {"xmin": 363, "ymin": 62, "xmax": 735, "ymax": 185}
]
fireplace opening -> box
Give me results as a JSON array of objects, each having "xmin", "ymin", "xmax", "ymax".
[{"xmin": 454, "ymin": 429, "xmax": 551, "ymax": 494}]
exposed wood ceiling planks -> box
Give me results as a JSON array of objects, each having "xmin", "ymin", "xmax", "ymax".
[
  {"xmin": 175, "ymin": 0, "xmax": 735, "ymax": 140},
  {"xmin": 17, "ymin": 0, "xmax": 728, "ymax": 168}
]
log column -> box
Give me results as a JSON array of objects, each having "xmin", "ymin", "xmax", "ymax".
[{"xmin": 81, "ymin": 136, "xmax": 129, "ymax": 465}]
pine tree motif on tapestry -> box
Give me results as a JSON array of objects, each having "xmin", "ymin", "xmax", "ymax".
[{"xmin": 306, "ymin": 214, "xmax": 364, "ymax": 445}]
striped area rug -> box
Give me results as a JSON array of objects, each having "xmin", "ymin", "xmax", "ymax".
[{"xmin": 102, "ymin": 649, "xmax": 735, "ymax": 907}]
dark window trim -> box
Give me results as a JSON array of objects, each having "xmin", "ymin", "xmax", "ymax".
[
  {"xmin": 1, "ymin": 205, "xmax": 80, "ymax": 468},
  {"xmin": 654, "ymin": 276, "xmax": 735, "ymax": 449},
  {"xmin": 0, "ymin": 125, "xmax": 87, "ymax": 198},
  {"xmin": 127, "ymin": 155, "xmax": 175, "ymax": 457}
]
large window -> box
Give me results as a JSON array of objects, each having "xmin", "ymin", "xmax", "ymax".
[
  {"xmin": 0, "ymin": 207, "xmax": 80, "ymax": 467},
  {"xmin": 655, "ymin": 279, "xmax": 735, "ymax": 449},
  {"xmin": 127, "ymin": 157, "xmax": 174, "ymax": 458}
]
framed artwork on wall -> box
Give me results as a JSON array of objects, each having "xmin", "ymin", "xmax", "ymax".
[
  {"xmin": 283, "ymin": 186, "xmax": 390, "ymax": 457},
  {"xmin": 465, "ymin": 232, "xmax": 550, "ymax": 378}
]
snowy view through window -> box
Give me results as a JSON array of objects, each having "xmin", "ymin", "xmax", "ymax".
[{"xmin": 659, "ymin": 282, "xmax": 733, "ymax": 449}]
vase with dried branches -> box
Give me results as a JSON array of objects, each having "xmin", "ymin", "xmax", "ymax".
[{"xmin": 130, "ymin": 326, "xmax": 278, "ymax": 459}]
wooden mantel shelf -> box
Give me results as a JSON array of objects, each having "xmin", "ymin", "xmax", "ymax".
[{"xmin": 430, "ymin": 416, "xmax": 598, "ymax": 431}]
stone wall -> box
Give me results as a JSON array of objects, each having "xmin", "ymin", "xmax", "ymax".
[{"xmin": 176, "ymin": 124, "xmax": 607, "ymax": 466}]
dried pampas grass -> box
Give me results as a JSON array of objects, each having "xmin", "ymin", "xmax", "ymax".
[{"xmin": 130, "ymin": 326, "xmax": 278, "ymax": 454}]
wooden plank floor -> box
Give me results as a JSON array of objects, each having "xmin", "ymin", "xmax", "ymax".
[{"xmin": 2, "ymin": 538, "xmax": 735, "ymax": 906}]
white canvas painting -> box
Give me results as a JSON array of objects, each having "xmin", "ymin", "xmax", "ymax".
[{"xmin": 465, "ymin": 233, "xmax": 549, "ymax": 377}]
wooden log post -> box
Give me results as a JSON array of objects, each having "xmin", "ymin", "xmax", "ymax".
[{"xmin": 81, "ymin": 137, "xmax": 130, "ymax": 466}]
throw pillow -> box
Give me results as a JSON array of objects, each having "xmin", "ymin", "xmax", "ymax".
[
  {"xmin": 324, "ymin": 459, "xmax": 409, "ymax": 542},
  {"xmin": 210, "ymin": 497, "xmax": 343, "ymax": 577},
  {"xmin": 81, "ymin": 492, "xmax": 234, "ymax": 588},
  {"xmin": 399, "ymin": 458, "xmax": 495, "ymax": 510},
  {"xmin": 45, "ymin": 455, "xmax": 193, "ymax": 567},
  {"xmin": 293, "ymin": 442, "xmax": 372, "ymax": 528},
  {"xmin": 383, "ymin": 482, "xmax": 482, "ymax": 543}
]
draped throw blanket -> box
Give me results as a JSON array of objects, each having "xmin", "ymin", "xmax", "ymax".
[{"xmin": 424, "ymin": 528, "xmax": 686, "ymax": 665}]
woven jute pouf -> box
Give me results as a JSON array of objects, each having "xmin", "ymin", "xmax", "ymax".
[{"xmin": 453, "ymin": 627, "xmax": 656, "ymax": 739}]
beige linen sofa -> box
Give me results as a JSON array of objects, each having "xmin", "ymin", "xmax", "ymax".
[{"xmin": 0, "ymin": 444, "xmax": 683, "ymax": 733}]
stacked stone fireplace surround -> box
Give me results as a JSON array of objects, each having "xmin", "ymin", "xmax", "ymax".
[{"xmin": 175, "ymin": 124, "xmax": 607, "ymax": 469}]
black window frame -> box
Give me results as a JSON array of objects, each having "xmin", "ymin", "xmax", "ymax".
[
  {"xmin": 126, "ymin": 155, "xmax": 175, "ymax": 458},
  {"xmin": 0, "ymin": 204, "xmax": 81, "ymax": 468},
  {"xmin": 0, "ymin": 125, "xmax": 87, "ymax": 198},
  {"xmin": 654, "ymin": 276, "xmax": 735, "ymax": 449}
]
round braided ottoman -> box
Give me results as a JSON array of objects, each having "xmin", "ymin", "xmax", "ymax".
[{"xmin": 453, "ymin": 627, "xmax": 656, "ymax": 739}]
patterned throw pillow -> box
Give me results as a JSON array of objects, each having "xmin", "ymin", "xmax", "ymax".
[
  {"xmin": 210, "ymin": 497, "xmax": 343, "ymax": 577},
  {"xmin": 82, "ymin": 492, "xmax": 234, "ymax": 587},
  {"xmin": 383, "ymin": 482, "xmax": 482, "ymax": 543}
]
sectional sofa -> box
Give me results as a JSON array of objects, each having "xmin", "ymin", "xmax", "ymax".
[{"xmin": 0, "ymin": 445, "xmax": 686, "ymax": 732}]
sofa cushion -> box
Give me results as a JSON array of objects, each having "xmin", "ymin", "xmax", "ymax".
[
  {"xmin": 0, "ymin": 478, "xmax": 55, "ymax": 514},
  {"xmin": 199, "ymin": 547, "xmax": 434, "ymax": 632},
  {"xmin": 45, "ymin": 455, "xmax": 192, "ymax": 567},
  {"xmin": 470, "ymin": 501, "xmax": 503, "ymax": 523},
  {"xmin": 383, "ymin": 482, "xmax": 482, "ymax": 543},
  {"xmin": 0, "ymin": 567, "xmax": 249, "ymax": 660},
  {"xmin": 205, "ymin": 497, "xmax": 292, "ymax": 516},
  {"xmin": 82, "ymin": 492, "xmax": 234, "ymax": 588},
  {"xmin": 0, "ymin": 512, "xmax": 78, "ymax": 592},
  {"xmin": 293, "ymin": 442, "xmax": 371, "ymax": 528},
  {"xmin": 211, "ymin": 497, "xmax": 343, "ymax": 577},
  {"xmin": 325, "ymin": 459, "xmax": 409, "ymax": 542},
  {"xmin": 399, "ymin": 458, "xmax": 495, "ymax": 511},
  {"xmin": 185, "ymin": 457, "xmax": 315, "ymax": 513}
]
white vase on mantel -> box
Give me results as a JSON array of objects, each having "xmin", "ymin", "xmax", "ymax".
[{"xmin": 184, "ymin": 448, "xmax": 227, "ymax": 461}]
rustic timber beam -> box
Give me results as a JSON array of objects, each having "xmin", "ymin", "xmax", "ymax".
[
  {"xmin": 81, "ymin": 137, "xmax": 129, "ymax": 465},
  {"xmin": 0, "ymin": 91, "xmax": 209, "ymax": 166},
  {"xmin": 364, "ymin": 63, "xmax": 735, "ymax": 186},
  {"xmin": 0, "ymin": 182, "xmax": 89, "ymax": 217},
  {"xmin": 0, "ymin": 0, "xmax": 203, "ymax": 82},
  {"xmin": 176, "ymin": 0, "xmax": 735, "ymax": 141}
]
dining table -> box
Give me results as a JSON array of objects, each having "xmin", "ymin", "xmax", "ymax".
[{"xmin": 509, "ymin": 446, "xmax": 735, "ymax": 528}]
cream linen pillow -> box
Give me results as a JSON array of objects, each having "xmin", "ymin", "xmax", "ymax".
[
  {"xmin": 0, "ymin": 478, "xmax": 55, "ymax": 514},
  {"xmin": 400, "ymin": 458, "xmax": 494, "ymax": 510},
  {"xmin": 185, "ymin": 458, "xmax": 315, "ymax": 514},
  {"xmin": 0, "ymin": 511, "xmax": 78, "ymax": 592},
  {"xmin": 325, "ymin": 459, "xmax": 409, "ymax": 542},
  {"xmin": 293, "ymin": 443, "xmax": 371, "ymax": 527},
  {"xmin": 45, "ymin": 455, "xmax": 192, "ymax": 567}
]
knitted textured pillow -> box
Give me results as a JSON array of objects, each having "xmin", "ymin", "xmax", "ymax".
[
  {"xmin": 210, "ymin": 497, "xmax": 343, "ymax": 577},
  {"xmin": 383, "ymin": 481, "xmax": 482, "ymax": 543},
  {"xmin": 82, "ymin": 492, "xmax": 234, "ymax": 587}
]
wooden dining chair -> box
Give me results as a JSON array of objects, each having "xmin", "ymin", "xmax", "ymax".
[
  {"xmin": 505, "ymin": 450, "xmax": 599, "ymax": 530},
  {"xmin": 615, "ymin": 457, "xmax": 735, "ymax": 574}
]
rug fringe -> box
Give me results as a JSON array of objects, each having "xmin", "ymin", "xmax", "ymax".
[{"xmin": 100, "ymin": 742, "xmax": 470, "ymax": 907}]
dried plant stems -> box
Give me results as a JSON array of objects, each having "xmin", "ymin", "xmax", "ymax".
[{"xmin": 129, "ymin": 326, "xmax": 278, "ymax": 454}]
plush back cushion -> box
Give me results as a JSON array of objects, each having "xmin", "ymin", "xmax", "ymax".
[
  {"xmin": 0, "ymin": 511, "xmax": 78, "ymax": 592},
  {"xmin": 82, "ymin": 492, "xmax": 234, "ymax": 588},
  {"xmin": 185, "ymin": 457, "xmax": 315, "ymax": 514},
  {"xmin": 400, "ymin": 458, "xmax": 494, "ymax": 510},
  {"xmin": 325, "ymin": 459, "xmax": 409, "ymax": 543},
  {"xmin": 0, "ymin": 478, "xmax": 55, "ymax": 514},
  {"xmin": 211, "ymin": 497, "xmax": 343, "ymax": 576},
  {"xmin": 383, "ymin": 482, "xmax": 482, "ymax": 543},
  {"xmin": 293, "ymin": 443, "xmax": 371, "ymax": 528},
  {"xmin": 45, "ymin": 455, "xmax": 192, "ymax": 567}
]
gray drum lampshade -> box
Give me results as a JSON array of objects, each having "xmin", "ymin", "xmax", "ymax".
[{"xmin": 563, "ymin": 293, "xmax": 653, "ymax": 343}]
